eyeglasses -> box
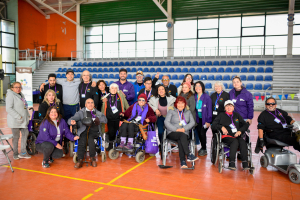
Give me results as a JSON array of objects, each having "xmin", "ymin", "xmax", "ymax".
[
  {"xmin": 186, "ymin": 77, "xmax": 192, "ymax": 79},
  {"xmin": 138, "ymin": 99, "xmax": 145, "ymax": 102},
  {"xmin": 13, "ymin": 87, "xmax": 22, "ymax": 89},
  {"xmin": 136, "ymin": 74, "xmax": 143, "ymax": 77},
  {"xmin": 162, "ymin": 79, "xmax": 169, "ymax": 81},
  {"xmin": 266, "ymin": 103, "xmax": 276, "ymax": 106}
]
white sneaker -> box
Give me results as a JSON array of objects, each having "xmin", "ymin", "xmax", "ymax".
[{"xmin": 18, "ymin": 153, "xmax": 31, "ymax": 159}]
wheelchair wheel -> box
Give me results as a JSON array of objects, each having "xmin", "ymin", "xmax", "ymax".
[
  {"xmin": 289, "ymin": 169, "xmax": 300, "ymax": 184},
  {"xmin": 73, "ymin": 153, "xmax": 78, "ymax": 163},
  {"xmin": 69, "ymin": 142, "xmax": 74, "ymax": 157},
  {"xmin": 26, "ymin": 132, "xmax": 37, "ymax": 155},
  {"xmin": 249, "ymin": 168, "xmax": 255, "ymax": 175},
  {"xmin": 101, "ymin": 152, "xmax": 106, "ymax": 162},
  {"xmin": 210, "ymin": 134, "xmax": 219, "ymax": 165},
  {"xmin": 218, "ymin": 160, "xmax": 223, "ymax": 173},
  {"xmin": 260, "ymin": 155, "xmax": 268, "ymax": 168},
  {"xmin": 149, "ymin": 154, "xmax": 155, "ymax": 157},
  {"xmin": 108, "ymin": 149, "xmax": 119, "ymax": 160},
  {"xmin": 135, "ymin": 151, "xmax": 145, "ymax": 163}
]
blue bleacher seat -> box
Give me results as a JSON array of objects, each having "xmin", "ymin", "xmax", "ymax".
[
  {"xmin": 109, "ymin": 81, "xmax": 114, "ymax": 85},
  {"xmin": 83, "ymin": 62, "xmax": 88, "ymax": 66},
  {"xmin": 88, "ymin": 68, "xmax": 92, "ymax": 72},
  {"xmin": 77, "ymin": 68, "xmax": 82, "ymax": 72},
  {"xmin": 169, "ymin": 68, "xmax": 174, "ymax": 72},
  {"xmin": 156, "ymin": 68, "xmax": 161, "ymax": 72},
  {"xmin": 103, "ymin": 74, "xmax": 108, "ymax": 78},
  {"xmin": 137, "ymin": 67, "xmax": 143, "ymax": 71},
  {"xmin": 223, "ymin": 75, "xmax": 230, "ymax": 81},
  {"xmin": 229, "ymin": 83, "xmax": 233, "ymax": 89},
  {"xmin": 92, "ymin": 68, "xmax": 97, "ymax": 72},
  {"xmin": 186, "ymin": 61, "xmax": 192, "ymax": 66},
  {"xmin": 225, "ymin": 67, "xmax": 232, "ymax": 73},
  {"xmin": 192, "ymin": 61, "xmax": 198, "ymax": 66},
  {"xmin": 87, "ymin": 62, "xmax": 92, "ymax": 66},
  {"xmin": 115, "ymin": 74, "xmax": 119, "ymax": 79},
  {"xmin": 257, "ymin": 67, "xmax": 264, "ymax": 73},
  {"xmin": 193, "ymin": 75, "xmax": 199, "ymax": 80},
  {"xmin": 125, "ymin": 61, "xmax": 130, "ymax": 66},
  {"xmin": 103, "ymin": 68, "xmax": 108, "ymax": 72},
  {"xmin": 220, "ymin": 61, "xmax": 226, "ymax": 66},
  {"xmin": 255, "ymin": 83, "xmax": 262, "ymax": 90},
  {"xmin": 98, "ymin": 68, "xmax": 102, "ymax": 72},
  {"xmin": 160, "ymin": 61, "xmax": 165, "ymax": 66},
  {"xmin": 136, "ymin": 61, "xmax": 141, "ymax": 66},
  {"xmin": 108, "ymin": 62, "xmax": 113, "ymax": 66},
  {"xmin": 92, "ymin": 74, "xmax": 97, "ymax": 79},
  {"xmin": 62, "ymin": 74, "xmax": 66, "ymax": 78},
  {"xmin": 73, "ymin": 62, "xmax": 78, "ymax": 66},
  {"xmin": 258, "ymin": 60, "xmax": 265, "ymax": 66},
  {"xmin": 208, "ymin": 75, "xmax": 214, "ymax": 80},
  {"xmin": 176, "ymin": 68, "xmax": 181, "ymax": 73},
  {"xmin": 233, "ymin": 67, "xmax": 240, "ymax": 73},
  {"xmin": 131, "ymin": 68, "xmax": 137, "ymax": 72},
  {"xmin": 210, "ymin": 68, "xmax": 217, "ymax": 73},
  {"xmin": 264, "ymin": 83, "xmax": 272, "ymax": 90},
  {"xmin": 182, "ymin": 68, "xmax": 188, "ymax": 72},
  {"xmin": 142, "ymin": 61, "xmax": 147, "ymax": 66},
  {"xmin": 256, "ymin": 75, "xmax": 264, "ymax": 81},
  {"xmin": 145, "ymin": 74, "xmax": 151, "ymax": 78},
  {"xmin": 114, "ymin": 68, "xmax": 119, "ymax": 72},
  {"xmin": 231, "ymin": 75, "xmax": 237, "ymax": 80},
  {"xmin": 97, "ymin": 62, "xmax": 102, "ymax": 66},
  {"xmin": 130, "ymin": 61, "xmax": 135, "ymax": 66},
  {"xmin": 92, "ymin": 62, "xmax": 97, "ymax": 66},
  {"xmin": 240, "ymin": 75, "xmax": 246, "ymax": 81},
  {"xmin": 221, "ymin": 83, "xmax": 227, "ymax": 89},
  {"xmin": 127, "ymin": 74, "xmax": 132, "ymax": 79},
  {"xmin": 166, "ymin": 61, "xmax": 172, "ymax": 66},
  {"xmin": 218, "ymin": 67, "xmax": 224, "ymax": 73},
  {"xmin": 103, "ymin": 62, "xmax": 108, "ymax": 66},
  {"xmin": 266, "ymin": 60, "xmax": 273, "ymax": 66},
  {"xmin": 114, "ymin": 62, "xmax": 118, "ymax": 66},
  {"xmin": 119, "ymin": 62, "xmax": 125, "ymax": 66},
  {"xmin": 57, "ymin": 68, "xmax": 62, "ymax": 72},
  {"xmin": 78, "ymin": 62, "xmax": 83, "ymax": 66},
  {"xmin": 179, "ymin": 75, "xmax": 185, "ymax": 79},
  {"xmin": 109, "ymin": 68, "xmax": 113, "ymax": 72},
  {"xmin": 199, "ymin": 61, "xmax": 205, "ymax": 66},
  {"xmin": 206, "ymin": 61, "xmax": 212, "ymax": 66},
  {"xmin": 242, "ymin": 60, "xmax": 249, "ymax": 66},
  {"xmin": 241, "ymin": 67, "xmax": 248, "ymax": 73},
  {"xmin": 162, "ymin": 68, "xmax": 168, "ymax": 72},
  {"xmin": 98, "ymin": 74, "xmax": 102, "ymax": 78},
  {"xmin": 248, "ymin": 75, "xmax": 255, "ymax": 81},
  {"xmin": 235, "ymin": 60, "xmax": 241, "ymax": 66},
  {"xmin": 76, "ymin": 74, "xmax": 80, "ymax": 78},
  {"xmin": 159, "ymin": 74, "xmax": 163, "ymax": 79},
  {"xmin": 200, "ymin": 75, "xmax": 207, "ymax": 80},
  {"xmin": 62, "ymin": 68, "xmax": 67, "ymax": 72},
  {"xmin": 143, "ymin": 68, "xmax": 149, "ymax": 72},
  {"xmin": 196, "ymin": 68, "xmax": 202, "ymax": 73},
  {"xmin": 148, "ymin": 61, "xmax": 153, "ymax": 66},
  {"xmin": 250, "ymin": 60, "xmax": 257, "ymax": 65},
  {"xmin": 125, "ymin": 67, "xmax": 131, "ymax": 72},
  {"xmin": 154, "ymin": 61, "xmax": 159, "ymax": 66},
  {"xmin": 175, "ymin": 82, "xmax": 181, "ymax": 87},
  {"xmin": 249, "ymin": 67, "xmax": 256, "ymax": 73},
  {"xmin": 82, "ymin": 68, "xmax": 87, "ymax": 71},
  {"xmin": 151, "ymin": 74, "xmax": 155, "ymax": 79},
  {"xmin": 265, "ymin": 75, "xmax": 272, "ymax": 81},
  {"xmin": 173, "ymin": 61, "xmax": 178, "ymax": 66},
  {"xmin": 189, "ymin": 68, "xmax": 195, "ymax": 72},
  {"xmin": 179, "ymin": 61, "xmax": 185, "ymax": 66},
  {"xmin": 228, "ymin": 60, "xmax": 234, "ymax": 66},
  {"xmin": 56, "ymin": 74, "xmax": 61, "ymax": 78},
  {"xmin": 73, "ymin": 68, "xmax": 77, "ymax": 72},
  {"xmin": 265, "ymin": 67, "xmax": 273, "ymax": 73},
  {"xmin": 172, "ymin": 75, "xmax": 178, "ymax": 80},
  {"xmin": 205, "ymin": 83, "xmax": 212, "ymax": 89},
  {"xmin": 213, "ymin": 61, "xmax": 219, "ymax": 66},
  {"xmin": 253, "ymin": 92, "xmax": 261, "ymax": 99},
  {"xmin": 105, "ymin": 81, "xmax": 108, "ymax": 85},
  {"xmin": 150, "ymin": 68, "xmax": 155, "ymax": 72},
  {"xmin": 216, "ymin": 75, "xmax": 222, "ymax": 80},
  {"xmin": 203, "ymin": 68, "xmax": 209, "ymax": 73}
]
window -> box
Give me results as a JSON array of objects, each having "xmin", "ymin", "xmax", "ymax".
[
  {"xmin": 103, "ymin": 25, "xmax": 118, "ymax": 42},
  {"xmin": 174, "ymin": 20, "xmax": 197, "ymax": 39},
  {"xmin": 219, "ymin": 17, "xmax": 241, "ymax": 37},
  {"xmin": 265, "ymin": 36, "xmax": 287, "ymax": 55},
  {"xmin": 137, "ymin": 23, "xmax": 154, "ymax": 41},
  {"xmin": 266, "ymin": 14, "xmax": 287, "ymax": 35}
]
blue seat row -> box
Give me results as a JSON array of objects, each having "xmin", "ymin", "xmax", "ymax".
[{"xmin": 72, "ymin": 60, "xmax": 274, "ymax": 67}]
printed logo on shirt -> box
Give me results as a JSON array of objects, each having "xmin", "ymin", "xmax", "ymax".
[
  {"xmin": 168, "ymin": 90, "xmax": 171, "ymax": 94},
  {"xmin": 56, "ymin": 91, "xmax": 59, "ymax": 94},
  {"xmin": 219, "ymin": 98, "xmax": 223, "ymax": 102},
  {"xmin": 39, "ymin": 96, "xmax": 42, "ymax": 99},
  {"xmin": 87, "ymin": 88, "xmax": 91, "ymax": 92},
  {"xmin": 240, "ymin": 98, "xmax": 245, "ymax": 101},
  {"xmin": 203, "ymin": 104, "xmax": 206, "ymax": 107},
  {"xmin": 43, "ymin": 128, "xmax": 46, "ymax": 132},
  {"xmin": 96, "ymin": 92, "xmax": 98, "ymax": 95},
  {"xmin": 235, "ymin": 119, "xmax": 239, "ymax": 122}
]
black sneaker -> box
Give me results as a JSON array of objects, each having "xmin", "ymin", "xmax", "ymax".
[
  {"xmin": 187, "ymin": 153, "xmax": 199, "ymax": 162},
  {"xmin": 198, "ymin": 149, "xmax": 207, "ymax": 156},
  {"xmin": 242, "ymin": 161, "xmax": 250, "ymax": 170},
  {"xmin": 42, "ymin": 161, "xmax": 50, "ymax": 168},
  {"xmin": 180, "ymin": 160, "xmax": 188, "ymax": 169},
  {"xmin": 49, "ymin": 158, "xmax": 54, "ymax": 164},
  {"xmin": 228, "ymin": 162, "xmax": 236, "ymax": 171}
]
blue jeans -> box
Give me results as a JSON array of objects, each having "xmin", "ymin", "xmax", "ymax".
[
  {"xmin": 63, "ymin": 104, "xmax": 80, "ymax": 122},
  {"xmin": 157, "ymin": 116, "xmax": 165, "ymax": 143}
]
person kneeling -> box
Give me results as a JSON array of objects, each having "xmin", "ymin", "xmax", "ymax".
[
  {"xmin": 36, "ymin": 106, "xmax": 79, "ymax": 168},
  {"xmin": 119, "ymin": 93, "xmax": 157, "ymax": 150},
  {"xmin": 211, "ymin": 100, "xmax": 250, "ymax": 171},
  {"xmin": 164, "ymin": 96, "xmax": 198, "ymax": 169},
  {"xmin": 68, "ymin": 98, "xmax": 107, "ymax": 168}
]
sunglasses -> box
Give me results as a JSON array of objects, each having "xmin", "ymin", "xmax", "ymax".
[
  {"xmin": 138, "ymin": 99, "xmax": 145, "ymax": 102},
  {"xmin": 162, "ymin": 79, "xmax": 169, "ymax": 81},
  {"xmin": 266, "ymin": 103, "xmax": 276, "ymax": 106},
  {"xmin": 136, "ymin": 75, "xmax": 143, "ymax": 77}
]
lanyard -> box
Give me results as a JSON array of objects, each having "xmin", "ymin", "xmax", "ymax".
[
  {"xmin": 49, "ymin": 84, "xmax": 56, "ymax": 93},
  {"xmin": 101, "ymin": 91, "xmax": 107, "ymax": 97},
  {"xmin": 177, "ymin": 110, "xmax": 186, "ymax": 123},
  {"xmin": 109, "ymin": 95, "xmax": 117, "ymax": 108},
  {"xmin": 81, "ymin": 82, "xmax": 90, "ymax": 95},
  {"xmin": 267, "ymin": 109, "xmax": 287, "ymax": 125},
  {"xmin": 50, "ymin": 102, "xmax": 56, "ymax": 107},
  {"xmin": 197, "ymin": 93, "xmax": 202, "ymax": 104},
  {"xmin": 21, "ymin": 97, "xmax": 28, "ymax": 109},
  {"xmin": 226, "ymin": 113, "xmax": 236, "ymax": 128},
  {"xmin": 144, "ymin": 89, "xmax": 152, "ymax": 100},
  {"xmin": 215, "ymin": 91, "xmax": 223, "ymax": 110}
]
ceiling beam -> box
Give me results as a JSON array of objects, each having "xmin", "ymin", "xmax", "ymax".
[
  {"xmin": 26, "ymin": 0, "xmax": 47, "ymax": 17},
  {"xmin": 153, "ymin": 0, "xmax": 168, "ymax": 18},
  {"xmin": 38, "ymin": 0, "xmax": 118, "ymax": 9}
]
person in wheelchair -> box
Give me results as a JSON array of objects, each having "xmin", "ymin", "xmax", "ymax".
[
  {"xmin": 256, "ymin": 97, "xmax": 300, "ymax": 152},
  {"xmin": 36, "ymin": 106, "xmax": 79, "ymax": 168},
  {"xmin": 68, "ymin": 98, "xmax": 107, "ymax": 168},
  {"xmin": 119, "ymin": 93, "xmax": 157, "ymax": 150},
  {"xmin": 211, "ymin": 100, "xmax": 250, "ymax": 171},
  {"xmin": 38, "ymin": 89, "xmax": 64, "ymax": 121},
  {"xmin": 164, "ymin": 96, "xmax": 198, "ymax": 169}
]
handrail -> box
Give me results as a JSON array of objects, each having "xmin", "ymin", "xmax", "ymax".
[{"xmin": 19, "ymin": 49, "xmax": 52, "ymax": 62}]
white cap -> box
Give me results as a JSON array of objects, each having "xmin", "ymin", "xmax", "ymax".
[{"xmin": 224, "ymin": 100, "xmax": 234, "ymax": 107}]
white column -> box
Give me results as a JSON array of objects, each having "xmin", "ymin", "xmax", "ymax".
[
  {"xmin": 287, "ymin": 0, "xmax": 295, "ymax": 58},
  {"xmin": 76, "ymin": 4, "xmax": 84, "ymax": 60},
  {"xmin": 167, "ymin": 0, "xmax": 174, "ymax": 58}
]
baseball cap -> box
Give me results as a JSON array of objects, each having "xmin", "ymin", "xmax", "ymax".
[
  {"xmin": 66, "ymin": 69, "xmax": 74, "ymax": 75},
  {"xmin": 136, "ymin": 70, "xmax": 143, "ymax": 76},
  {"xmin": 224, "ymin": 100, "xmax": 234, "ymax": 107}
]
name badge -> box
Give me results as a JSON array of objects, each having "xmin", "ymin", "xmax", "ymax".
[
  {"xmin": 229, "ymin": 124, "xmax": 235, "ymax": 129},
  {"xmin": 216, "ymin": 105, "xmax": 219, "ymax": 109},
  {"xmin": 198, "ymin": 109, "xmax": 202, "ymax": 112},
  {"xmin": 232, "ymin": 99, "xmax": 237, "ymax": 103},
  {"xmin": 274, "ymin": 118, "xmax": 280, "ymax": 123},
  {"xmin": 123, "ymin": 89, "xmax": 128, "ymax": 92},
  {"xmin": 81, "ymin": 94, "xmax": 86, "ymax": 98},
  {"xmin": 137, "ymin": 92, "xmax": 139, "ymax": 95},
  {"xmin": 111, "ymin": 106, "xmax": 118, "ymax": 114},
  {"xmin": 135, "ymin": 116, "xmax": 142, "ymax": 122},
  {"xmin": 180, "ymin": 120, "xmax": 187, "ymax": 126},
  {"xmin": 213, "ymin": 111, "xmax": 218, "ymax": 115},
  {"xmin": 282, "ymin": 123, "xmax": 287, "ymax": 128},
  {"xmin": 231, "ymin": 128, "xmax": 237, "ymax": 133}
]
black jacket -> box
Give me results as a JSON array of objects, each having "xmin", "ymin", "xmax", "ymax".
[
  {"xmin": 97, "ymin": 87, "xmax": 109, "ymax": 112},
  {"xmin": 210, "ymin": 91, "xmax": 230, "ymax": 120},
  {"xmin": 138, "ymin": 88, "xmax": 156, "ymax": 102},
  {"xmin": 39, "ymin": 84, "xmax": 63, "ymax": 104},
  {"xmin": 78, "ymin": 82, "xmax": 99, "ymax": 109},
  {"xmin": 38, "ymin": 101, "xmax": 64, "ymax": 120},
  {"xmin": 163, "ymin": 84, "xmax": 177, "ymax": 98}
]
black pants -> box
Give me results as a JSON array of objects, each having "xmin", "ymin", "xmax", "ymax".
[
  {"xmin": 269, "ymin": 133, "xmax": 300, "ymax": 151},
  {"xmin": 167, "ymin": 132, "xmax": 190, "ymax": 162},
  {"xmin": 36, "ymin": 142, "xmax": 63, "ymax": 162},
  {"xmin": 78, "ymin": 129, "xmax": 99, "ymax": 160},
  {"xmin": 120, "ymin": 123, "xmax": 139, "ymax": 138},
  {"xmin": 107, "ymin": 119, "xmax": 120, "ymax": 141},
  {"xmin": 196, "ymin": 118, "xmax": 209, "ymax": 150},
  {"xmin": 222, "ymin": 137, "xmax": 248, "ymax": 162}
]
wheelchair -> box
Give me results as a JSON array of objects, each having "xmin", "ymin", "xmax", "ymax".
[
  {"xmin": 260, "ymin": 123, "xmax": 300, "ymax": 184},
  {"xmin": 26, "ymin": 108, "xmax": 41, "ymax": 155},
  {"xmin": 211, "ymin": 128, "xmax": 255, "ymax": 174},
  {"xmin": 159, "ymin": 129, "xmax": 196, "ymax": 169},
  {"xmin": 69, "ymin": 124, "xmax": 106, "ymax": 165},
  {"xmin": 108, "ymin": 121, "xmax": 150, "ymax": 163}
]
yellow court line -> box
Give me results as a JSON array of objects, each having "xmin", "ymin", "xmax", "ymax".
[
  {"xmin": 1, "ymin": 165, "xmax": 200, "ymax": 200},
  {"xmin": 107, "ymin": 156, "xmax": 153, "ymax": 184},
  {"xmin": 94, "ymin": 187, "xmax": 103, "ymax": 192},
  {"xmin": 82, "ymin": 194, "xmax": 93, "ymax": 200}
]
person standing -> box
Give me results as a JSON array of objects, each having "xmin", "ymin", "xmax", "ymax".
[
  {"xmin": 210, "ymin": 81, "xmax": 230, "ymax": 122},
  {"xmin": 138, "ymin": 77, "xmax": 157, "ymax": 102},
  {"xmin": 39, "ymin": 73, "xmax": 63, "ymax": 104},
  {"xmin": 96, "ymin": 80, "xmax": 109, "ymax": 112},
  {"xmin": 160, "ymin": 75, "xmax": 177, "ymax": 97},
  {"xmin": 78, "ymin": 70, "xmax": 99, "ymax": 109},
  {"xmin": 114, "ymin": 69, "xmax": 135, "ymax": 105}
]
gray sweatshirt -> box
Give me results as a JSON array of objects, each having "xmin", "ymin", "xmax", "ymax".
[
  {"xmin": 180, "ymin": 93, "xmax": 196, "ymax": 121},
  {"xmin": 6, "ymin": 89, "xmax": 30, "ymax": 128},
  {"xmin": 148, "ymin": 96, "xmax": 176, "ymax": 115}
]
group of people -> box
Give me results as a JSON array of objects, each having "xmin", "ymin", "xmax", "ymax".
[{"xmin": 5, "ymin": 67, "xmax": 300, "ymax": 170}]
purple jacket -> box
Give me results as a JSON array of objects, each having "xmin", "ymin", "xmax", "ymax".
[
  {"xmin": 194, "ymin": 93, "xmax": 212, "ymax": 126},
  {"xmin": 114, "ymin": 80, "xmax": 135, "ymax": 105},
  {"xmin": 229, "ymin": 88, "xmax": 254, "ymax": 120},
  {"xmin": 36, "ymin": 119, "xmax": 74, "ymax": 146}
]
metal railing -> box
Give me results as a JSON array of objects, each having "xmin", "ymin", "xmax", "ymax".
[{"xmin": 19, "ymin": 48, "xmax": 52, "ymax": 62}]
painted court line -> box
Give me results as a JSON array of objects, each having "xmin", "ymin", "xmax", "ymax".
[
  {"xmin": 94, "ymin": 187, "xmax": 103, "ymax": 192},
  {"xmin": 1, "ymin": 165, "xmax": 201, "ymax": 200},
  {"xmin": 82, "ymin": 193, "xmax": 93, "ymax": 200}
]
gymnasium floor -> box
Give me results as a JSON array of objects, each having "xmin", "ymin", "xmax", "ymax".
[{"xmin": 0, "ymin": 104, "xmax": 300, "ymax": 200}]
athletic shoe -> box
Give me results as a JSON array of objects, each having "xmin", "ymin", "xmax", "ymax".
[
  {"xmin": 242, "ymin": 161, "xmax": 250, "ymax": 171},
  {"xmin": 124, "ymin": 142, "xmax": 133, "ymax": 150},
  {"xmin": 228, "ymin": 162, "xmax": 236, "ymax": 171},
  {"xmin": 18, "ymin": 153, "xmax": 31, "ymax": 159},
  {"xmin": 198, "ymin": 149, "xmax": 207, "ymax": 156},
  {"xmin": 180, "ymin": 160, "xmax": 188, "ymax": 169},
  {"xmin": 42, "ymin": 161, "xmax": 50, "ymax": 168},
  {"xmin": 13, "ymin": 154, "xmax": 19, "ymax": 160},
  {"xmin": 48, "ymin": 158, "xmax": 54, "ymax": 164},
  {"xmin": 187, "ymin": 153, "xmax": 199, "ymax": 162},
  {"xmin": 118, "ymin": 141, "xmax": 125, "ymax": 148}
]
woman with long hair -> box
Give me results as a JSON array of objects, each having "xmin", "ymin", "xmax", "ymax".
[{"xmin": 38, "ymin": 89, "xmax": 64, "ymax": 120}]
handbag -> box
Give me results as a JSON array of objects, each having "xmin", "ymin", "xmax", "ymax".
[{"xmin": 145, "ymin": 124, "xmax": 159, "ymax": 154}]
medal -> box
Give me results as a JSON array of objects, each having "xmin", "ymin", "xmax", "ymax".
[{"xmin": 179, "ymin": 122, "xmax": 182, "ymax": 126}]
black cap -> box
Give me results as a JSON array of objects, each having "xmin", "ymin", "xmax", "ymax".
[{"xmin": 66, "ymin": 69, "xmax": 74, "ymax": 75}]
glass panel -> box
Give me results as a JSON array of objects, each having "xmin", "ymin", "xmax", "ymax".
[
  {"xmin": 294, "ymin": 13, "xmax": 300, "ymax": 24},
  {"xmin": 3, "ymin": 63, "xmax": 15, "ymax": 73},
  {"xmin": 219, "ymin": 38, "xmax": 240, "ymax": 56},
  {"xmin": 197, "ymin": 38, "xmax": 218, "ymax": 56},
  {"xmin": 174, "ymin": 20, "xmax": 197, "ymax": 39},
  {"xmin": 86, "ymin": 35, "xmax": 102, "ymax": 43},
  {"xmin": 242, "ymin": 27, "xmax": 264, "ymax": 36},
  {"xmin": 86, "ymin": 43, "xmax": 102, "ymax": 58},
  {"xmin": 294, "ymin": 25, "xmax": 300, "ymax": 34},
  {"xmin": 86, "ymin": 26, "xmax": 102, "ymax": 35},
  {"xmin": 198, "ymin": 29, "xmax": 218, "ymax": 38},
  {"xmin": 120, "ymin": 33, "xmax": 135, "ymax": 41},
  {"xmin": 1, "ymin": 20, "xmax": 14, "ymax": 33},
  {"xmin": 119, "ymin": 42, "xmax": 135, "ymax": 58},
  {"xmin": 219, "ymin": 17, "xmax": 241, "ymax": 37},
  {"xmin": 103, "ymin": 43, "xmax": 118, "ymax": 58},
  {"xmin": 155, "ymin": 21, "xmax": 166, "ymax": 31},
  {"xmin": 2, "ymin": 48, "xmax": 15, "ymax": 62},
  {"xmin": 174, "ymin": 39, "xmax": 196, "ymax": 57},
  {"xmin": 137, "ymin": 41, "xmax": 153, "ymax": 57},
  {"xmin": 242, "ymin": 15, "xmax": 265, "ymax": 27},
  {"xmin": 154, "ymin": 40, "xmax": 167, "ymax": 57},
  {"xmin": 119, "ymin": 24, "xmax": 135, "ymax": 33},
  {"xmin": 198, "ymin": 18, "xmax": 218, "ymax": 29},
  {"xmin": 2, "ymin": 33, "xmax": 14, "ymax": 47},
  {"xmin": 103, "ymin": 25, "xmax": 118, "ymax": 42},
  {"xmin": 265, "ymin": 36, "xmax": 287, "ymax": 55},
  {"xmin": 241, "ymin": 37, "xmax": 264, "ymax": 55},
  {"xmin": 137, "ymin": 23, "xmax": 154, "ymax": 41},
  {"xmin": 155, "ymin": 32, "xmax": 167, "ymax": 40},
  {"xmin": 266, "ymin": 14, "xmax": 287, "ymax": 35},
  {"xmin": 293, "ymin": 35, "xmax": 300, "ymax": 55}
]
